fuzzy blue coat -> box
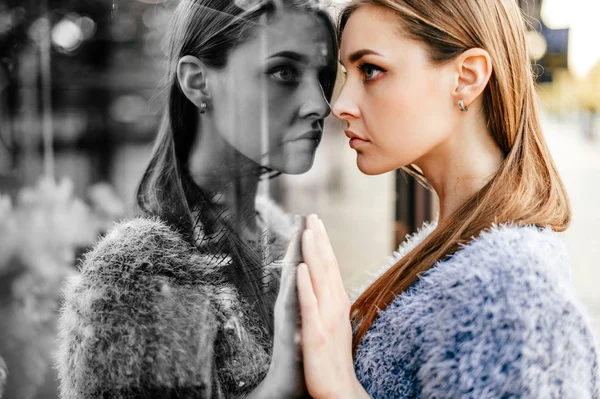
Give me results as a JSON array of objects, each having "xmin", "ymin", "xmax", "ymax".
[{"xmin": 352, "ymin": 223, "xmax": 600, "ymax": 399}]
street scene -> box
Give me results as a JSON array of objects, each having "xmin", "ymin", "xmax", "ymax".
[{"xmin": 1, "ymin": 0, "xmax": 599, "ymax": 397}]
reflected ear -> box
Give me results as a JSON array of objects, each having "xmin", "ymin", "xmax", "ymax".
[
  {"xmin": 176, "ymin": 55, "xmax": 210, "ymax": 108},
  {"xmin": 453, "ymin": 48, "xmax": 492, "ymax": 109}
]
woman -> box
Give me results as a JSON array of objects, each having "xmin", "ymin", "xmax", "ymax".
[
  {"xmin": 297, "ymin": 0, "xmax": 600, "ymax": 398},
  {"xmin": 56, "ymin": 0, "xmax": 337, "ymax": 397}
]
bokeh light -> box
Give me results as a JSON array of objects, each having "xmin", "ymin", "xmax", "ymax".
[{"xmin": 51, "ymin": 18, "xmax": 83, "ymax": 53}]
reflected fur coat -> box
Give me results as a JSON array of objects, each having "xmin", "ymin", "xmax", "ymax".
[
  {"xmin": 352, "ymin": 222, "xmax": 600, "ymax": 399},
  {"xmin": 56, "ymin": 197, "xmax": 294, "ymax": 399}
]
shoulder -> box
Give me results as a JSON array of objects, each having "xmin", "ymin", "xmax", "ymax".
[
  {"xmin": 90, "ymin": 216, "xmax": 192, "ymax": 262},
  {"xmin": 80, "ymin": 216, "xmax": 224, "ymax": 281},
  {"xmin": 403, "ymin": 224, "xmax": 599, "ymax": 397},
  {"xmin": 421, "ymin": 224, "xmax": 572, "ymax": 300},
  {"xmin": 56, "ymin": 216, "xmax": 227, "ymax": 398},
  {"xmin": 451, "ymin": 223, "xmax": 570, "ymax": 279}
]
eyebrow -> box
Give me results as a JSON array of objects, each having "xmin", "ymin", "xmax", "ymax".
[
  {"xmin": 268, "ymin": 51, "xmax": 308, "ymax": 63},
  {"xmin": 347, "ymin": 49, "xmax": 382, "ymax": 64}
]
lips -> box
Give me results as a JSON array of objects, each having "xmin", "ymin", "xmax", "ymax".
[
  {"xmin": 345, "ymin": 129, "xmax": 369, "ymax": 149},
  {"xmin": 285, "ymin": 129, "xmax": 323, "ymax": 143},
  {"xmin": 344, "ymin": 129, "xmax": 367, "ymax": 141}
]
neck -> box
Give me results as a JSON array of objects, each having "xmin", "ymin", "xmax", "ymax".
[
  {"xmin": 415, "ymin": 107, "xmax": 504, "ymax": 223},
  {"xmin": 188, "ymin": 118, "xmax": 262, "ymax": 233}
]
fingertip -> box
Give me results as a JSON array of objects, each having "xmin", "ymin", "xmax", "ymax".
[
  {"xmin": 307, "ymin": 213, "xmax": 320, "ymax": 229},
  {"xmin": 298, "ymin": 262, "xmax": 308, "ymax": 275}
]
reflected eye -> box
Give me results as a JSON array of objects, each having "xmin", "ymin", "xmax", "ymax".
[
  {"xmin": 358, "ymin": 63, "xmax": 384, "ymax": 81},
  {"xmin": 269, "ymin": 65, "xmax": 300, "ymax": 84}
]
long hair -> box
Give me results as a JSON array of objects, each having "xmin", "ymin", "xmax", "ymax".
[
  {"xmin": 344, "ymin": 0, "xmax": 571, "ymax": 355},
  {"xmin": 136, "ymin": 0, "xmax": 338, "ymax": 339}
]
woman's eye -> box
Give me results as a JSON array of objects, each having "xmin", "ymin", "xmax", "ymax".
[
  {"xmin": 269, "ymin": 66, "xmax": 299, "ymax": 84},
  {"xmin": 359, "ymin": 63, "xmax": 383, "ymax": 81}
]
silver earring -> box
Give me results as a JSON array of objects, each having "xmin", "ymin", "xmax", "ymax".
[
  {"xmin": 199, "ymin": 103, "xmax": 207, "ymax": 114},
  {"xmin": 458, "ymin": 99, "xmax": 468, "ymax": 112}
]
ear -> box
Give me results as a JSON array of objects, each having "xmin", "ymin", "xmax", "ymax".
[
  {"xmin": 452, "ymin": 48, "xmax": 492, "ymax": 109},
  {"xmin": 176, "ymin": 55, "xmax": 210, "ymax": 108}
]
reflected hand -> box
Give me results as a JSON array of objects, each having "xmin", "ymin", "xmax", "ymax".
[{"xmin": 262, "ymin": 216, "xmax": 308, "ymax": 398}]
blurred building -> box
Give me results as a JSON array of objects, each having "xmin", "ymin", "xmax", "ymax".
[
  {"xmin": 0, "ymin": 0, "xmax": 165, "ymax": 205},
  {"xmin": 0, "ymin": 1, "xmax": 166, "ymax": 397},
  {"xmin": 519, "ymin": 0, "xmax": 570, "ymax": 83}
]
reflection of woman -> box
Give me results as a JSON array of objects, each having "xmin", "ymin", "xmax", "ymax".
[
  {"xmin": 56, "ymin": 0, "xmax": 337, "ymax": 397},
  {"xmin": 296, "ymin": 0, "xmax": 600, "ymax": 398}
]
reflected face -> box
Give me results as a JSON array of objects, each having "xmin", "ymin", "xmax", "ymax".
[
  {"xmin": 208, "ymin": 10, "xmax": 335, "ymax": 174},
  {"xmin": 332, "ymin": 5, "xmax": 456, "ymax": 175}
]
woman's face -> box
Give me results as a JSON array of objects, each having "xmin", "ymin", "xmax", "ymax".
[
  {"xmin": 207, "ymin": 10, "xmax": 335, "ymax": 175},
  {"xmin": 332, "ymin": 5, "xmax": 457, "ymax": 175}
]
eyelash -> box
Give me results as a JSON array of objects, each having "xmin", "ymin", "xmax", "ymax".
[{"xmin": 357, "ymin": 63, "xmax": 384, "ymax": 82}]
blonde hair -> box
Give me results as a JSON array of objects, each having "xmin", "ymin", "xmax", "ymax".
[{"xmin": 342, "ymin": 0, "xmax": 571, "ymax": 355}]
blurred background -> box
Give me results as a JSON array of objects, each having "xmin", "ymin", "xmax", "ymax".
[{"xmin": 0, "ymin": 0, "xmax": 598, "ymax": 397}]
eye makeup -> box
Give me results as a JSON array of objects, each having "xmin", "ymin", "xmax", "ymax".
[{"xmin": 357, "ymin": 62, "xmax": 385, "ymax": 82}]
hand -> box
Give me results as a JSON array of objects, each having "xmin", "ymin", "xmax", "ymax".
[
  {"xmin": 250, "ymin": 217, "xmax": 307, "ymax": 399},
  {"xmin": 297, "ymin": 215, "xmax": 370, "ymax": 399}
]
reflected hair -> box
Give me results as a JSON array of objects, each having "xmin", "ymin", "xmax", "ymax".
[
  {"xmin": 136, "ymin": 0, "xmax": 337, "ymax": 339},
  {"xmin": 342, "ymin": 0, "xmax": 571, "ymax": 355}
]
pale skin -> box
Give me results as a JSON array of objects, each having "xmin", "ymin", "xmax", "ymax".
[{"xmin": 297, "ymin": 5, "xmax": 505, "ymax": 398}]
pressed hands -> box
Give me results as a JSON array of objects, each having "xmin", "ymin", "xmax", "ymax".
[
  {"xmin": 296, "ymin": 214, "xmax": 371, "ymax": 399},
  {"xmin": 248, "ymin": 214, "xmax": 370, "ymax": 399}
]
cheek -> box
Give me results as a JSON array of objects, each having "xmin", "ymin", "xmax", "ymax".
[
  {"xmin": 267, "ymin": 103, "xmax": 316, "ymax": 173},
  {"xmin": 264, "ymin": 87, "xmax": 305, "ymax": 165},
  {"xmin": 267, "ymin": 89, "xmax": 295, "ymax": 137},
  {"xmin": 213, "ymin": 73, "xmax": 266, "ymax": 159},
  {"xmin": 365, "ymin": 72, "xmax": 452, "ymax": 166},
  {"xmin": 212, "ymin": 75, "xmax": 305, "ymax": 170}
]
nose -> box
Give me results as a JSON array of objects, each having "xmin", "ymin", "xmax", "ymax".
[
  {"xmin": 331, "ymin": 82, "xmax": 359, "ymax": 121},
  {"xmin": 298, "ymin": 77, "xmax": 331, "ymax": 120}
]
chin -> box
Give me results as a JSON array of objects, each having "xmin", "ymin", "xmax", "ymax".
[
  {"xmin": 356, "ymin": 155, "xmax": 389, "ymax": 176},
  {"xmin": 270, "ymin": 155, "xmax": 315, "ymax": 175}
]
